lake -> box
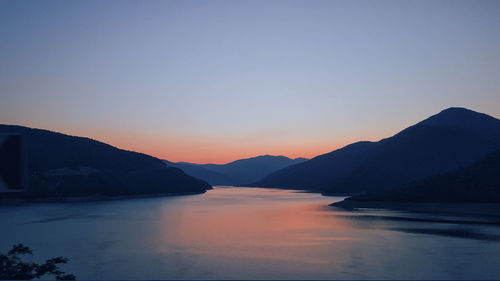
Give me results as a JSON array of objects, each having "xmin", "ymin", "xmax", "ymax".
[{"xmin": 1, "ymin": 187, "xmax": 500, "ymax": 279}]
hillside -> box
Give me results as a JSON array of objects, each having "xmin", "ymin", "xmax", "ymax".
[
  {"xmin": 251, "ymin": 107, "xmax": 500, "ymax": 194},
  {"xmin": 163, "ymin": 160, "xmax": 235, "ymax": 185},
  {"xmin": 0, "ymin": 125, "xmax": 211, "ymax": 198},
  {"xmin": 164, "ymin": 155, "xmax": 308, "ymax": 186},
  {"xmin": 336, "ymin": 148, "xmax": 500, "ymax": 204}
]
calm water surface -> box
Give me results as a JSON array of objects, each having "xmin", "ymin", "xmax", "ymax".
[{"xmin": 1, "ymin": 187, "xmax": 500, "ymax": 279}]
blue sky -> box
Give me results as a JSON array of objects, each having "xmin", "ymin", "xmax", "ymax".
[{"xmin": 1, "ymin": 0, "xmax": 499, "ymax": 163}]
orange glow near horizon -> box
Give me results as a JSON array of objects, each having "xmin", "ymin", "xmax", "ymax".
[
  {"xmin": 3, "ymin": 0, "xmax": 500, "ymax": 166},
  {"xmin": 94, "ymin": 131, "xmax": 351, "ymax": 164},
  {"xmin": 8, "ymin": 105, "xmax": 500, "ymax": 164},
  {"xmin": 26, "ymin": 124, "xmax": 368, "ymax": 164}
]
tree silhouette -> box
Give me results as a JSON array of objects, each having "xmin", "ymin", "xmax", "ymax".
[{"xmin": 0, "ymin": 244, "xmax": 75, "ymax": 280}]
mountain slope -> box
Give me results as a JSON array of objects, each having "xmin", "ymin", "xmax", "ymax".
[
  {"xmin": 0, "ymin": 125, "xmax": 211, "ymax": 198},
  {"xmin": 337, "ymin": 148, "xmax": 500, "ymax": 203},
  {"xmin": 164, "ymin": 155, "xmax": 308, "ymax": 186},
  {"xmin": 163, "ymin": 160, "xmax": 235, "ymax": 185},
  {"xmin": 251, "ymin": 141, "xmax": 377, "ymax": 190},
  {"xmin": 251, "ymin": 107, "xmax": 500, "ymax": 194}
]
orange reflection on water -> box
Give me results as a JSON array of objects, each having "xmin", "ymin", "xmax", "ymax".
[{"xmin": 156, "ymin": 188, "xmax": 356, "ymax": 266}]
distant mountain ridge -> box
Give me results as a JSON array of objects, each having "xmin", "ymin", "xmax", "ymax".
[
  {"xmin": 162, "ymin": 160, "xmax": 235, "ymax": 185},
  {"xmin": 163, "ymin": 155, "xmax": 308, "ymax": 186},
  {"xmin": 251, "ymin": 107, "xmax": 500, "ymax": 194},
  {"xmin": 0, "ymin": 125, "xmax": 211, "ymax": 198}
]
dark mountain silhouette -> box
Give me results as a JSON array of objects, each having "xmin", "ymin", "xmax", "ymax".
[
  {"xmin": 0, "ymin": 125, "xmax": 211, "ymax": 198},
  {"xmin": 336, "ymin": 148, "xmax": 500, "ymax": 204},
  {"xmin": 162, "ymin": 160, "xmax": 235, "ymax": 185},
  {"xmin": 251, "ymin": 107, "xmax": 500, "ymax": 194},
  {"xmin": 163, "ymin": 155, "xmax": 308, "ymax": 186}
]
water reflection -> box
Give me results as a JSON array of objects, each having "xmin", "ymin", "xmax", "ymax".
[
  {"xmin": 335, "ymin": 213, "xmax": 500, "ymax": 226},
  {"xmin": 391, "ymin": 227, "xmax": 500, "ymax": 242},
  {"xmin": 0, "ymin": 187, "xmax": 499, "ymax": 279},
  {"xmin": 332, "ymin": 210, "xmax": 500, "ymax": 241}
]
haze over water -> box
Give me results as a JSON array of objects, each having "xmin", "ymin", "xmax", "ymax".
[{"xmin": 1, "ymin": 187, "xmax": 499, "ymax": 279}]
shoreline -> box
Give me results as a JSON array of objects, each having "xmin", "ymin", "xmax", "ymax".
[
  {"xmin": 331, "ymin": 199, "xmax": 500, "ymax": 217},
  {"xmin": 0, "ymin": 190, "xmax": 207, "ymax": 206}
]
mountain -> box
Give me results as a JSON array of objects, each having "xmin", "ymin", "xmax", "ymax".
[
  {"xmin": 0, "ymin": 125, "xmax": 211, "ymax": 198},
  {"xmin": 162, "ymin": 160, "xmax": 235, "ymax": 185},
  {"xmin": 251, "ymin": 107, "xmax": 500, "ymax": 194},
  {"xmin": 335, "ymin": 148, "xmax": 500, "ymax": 204},
  {"xmin": 163, "ymin": 155, "xmax": 308, "ymax": 186}
]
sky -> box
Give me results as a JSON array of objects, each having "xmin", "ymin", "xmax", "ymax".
[{"xmin": 1, "ymin": 0, "xmax": 499, "ymax": 164}]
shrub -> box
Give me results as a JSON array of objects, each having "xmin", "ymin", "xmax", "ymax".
[{"xmin": 0, "ymin": 244, "xmax": 75, "ymax": 280}]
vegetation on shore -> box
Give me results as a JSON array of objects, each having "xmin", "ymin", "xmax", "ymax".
[{"xmin": 0, "ymin": 244, "xmax": 75, "ymax": 280}]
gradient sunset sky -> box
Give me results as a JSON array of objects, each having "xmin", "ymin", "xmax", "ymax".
[{"xmin": 1, "ymin": 0, "xmax": 499, "ymax": 164}]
